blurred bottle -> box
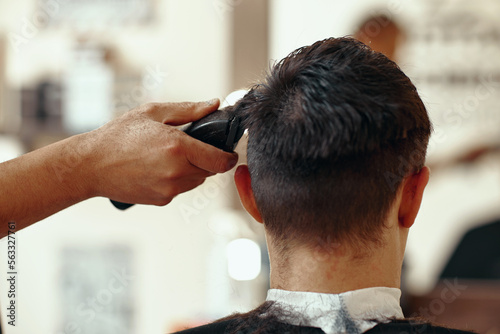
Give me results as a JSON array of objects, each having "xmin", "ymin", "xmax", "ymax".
[{"xmin": 63, "ymin": 41, "xmax": 114, "ymax": 134}]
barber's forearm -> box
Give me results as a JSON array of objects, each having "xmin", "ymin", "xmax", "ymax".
[
  {"xmin": 0, "ymin": 101, "xmax": 239, "ymax": 239},
  {"xmin": 0, "ymin": 133, "xmax": 94, "ymax": 238}
]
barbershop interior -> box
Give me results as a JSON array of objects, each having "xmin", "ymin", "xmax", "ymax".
[{"xmin": 0, "ymin": 0, "xmax": 500, "ymax": 333}]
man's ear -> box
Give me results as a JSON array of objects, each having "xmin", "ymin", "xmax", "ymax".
[
  {"xmin": 398, "ymin": 166, "xmax": 430, "ymax": 228},
  {"xmin": 234, "ymin": 165, "xmax": 263, "ymax": 223}
]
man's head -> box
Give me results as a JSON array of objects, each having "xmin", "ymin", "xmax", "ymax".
[{"xmin": 233, "ymin": 37, "xmax": 431, "ymax": 260}]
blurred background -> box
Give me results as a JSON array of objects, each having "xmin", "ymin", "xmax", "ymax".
[{"xmin": 0, "ymin": 0, "xmax": 499, "ymax": 333}]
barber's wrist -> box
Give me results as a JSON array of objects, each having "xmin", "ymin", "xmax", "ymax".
[{"xmin": 56, "ymin": 131, "xmax": 101, "ymax": 201}]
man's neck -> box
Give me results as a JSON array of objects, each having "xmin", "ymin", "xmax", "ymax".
[{"xmin": 267, "ymin": 237, "xmax": 403, "ymax": 294}]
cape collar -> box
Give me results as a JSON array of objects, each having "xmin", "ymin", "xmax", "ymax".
[{"xmin": 265, "ymin": 287, "xmax": 404, "ymax": 334}]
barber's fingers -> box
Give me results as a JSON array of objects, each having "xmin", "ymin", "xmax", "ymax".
[
  {"xmin": 183, "ymin": 134, "xmax": 238, "ymax": 174},
  {"xmin": 140, "ymin": 99, "xmax": 221, "ymax": 125},
  {"xmin": 150, "ymin": 177, "xmax": 207, "ymax": 207},
  {"xmin": 173, "ymin": 175, "xmax": 209, "ymax": 195}
]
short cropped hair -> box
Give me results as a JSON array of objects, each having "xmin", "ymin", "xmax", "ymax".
[{"xmin": 235, "ymin": 37, "xmax": 431, "ymax": 252}]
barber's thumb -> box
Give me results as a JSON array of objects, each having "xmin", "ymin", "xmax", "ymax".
[{"xmin": 161, "ymin": 99, "xmax": 220, "ymax": 125}]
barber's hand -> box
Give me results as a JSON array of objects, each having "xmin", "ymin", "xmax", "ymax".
[{"xmin": 84, "ymin": 100, "xmax": 238, "ymax": 206}]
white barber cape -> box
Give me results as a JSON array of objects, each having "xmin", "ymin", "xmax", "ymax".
[{"xmin": 265, "ymin": 287, "xmax": 404, "ymax": 334}]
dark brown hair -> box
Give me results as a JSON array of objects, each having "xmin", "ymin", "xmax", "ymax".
[{"xmin": 236, "ymin": 37, "xmax": 431, "ymax": 253}]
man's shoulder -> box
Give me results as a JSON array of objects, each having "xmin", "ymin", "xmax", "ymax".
[
  {"xmin": 366, "ymin": 320, "xmax": 476, "ymax": 334},
  {"xmin": 172, "ymin": 318, "xmax": 477, "ymax": 334},
  {"xmin": 171, "ymin": 317, "xmax": 322, "ymax": 333},
  {"xmin": 171, "ymin": 319, "xmax": 234, "ymax": 334}
]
